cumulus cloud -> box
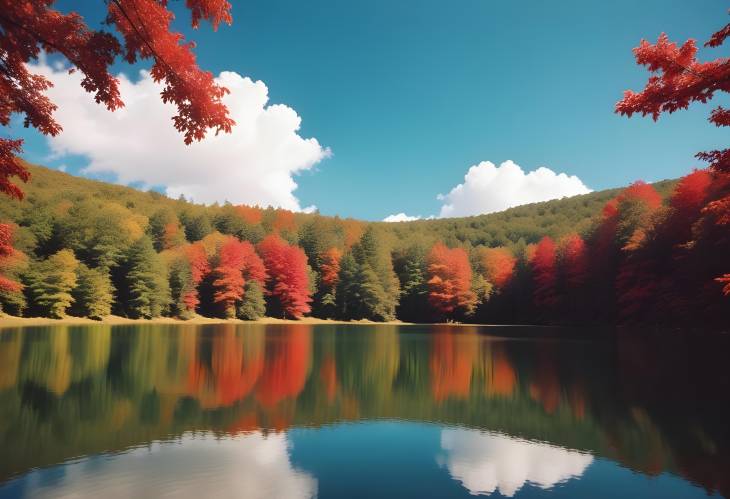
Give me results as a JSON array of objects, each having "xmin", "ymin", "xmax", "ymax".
[
  {"xmin": 438, "ymin": 160, "xmax": 591, "ymax": 218},
  {"xmin": 18, "ymin": 431, "xmax": 317, "ymax": 499},
  {"xmin": 383, "ymin": 212, "xmax": 422, "ymax": 223},
  {"xmin": 439, "ymin": 428, "xmax": 593, "ymax": 497},
  {"xmin": 31, "ymin": 62, "xmax": 330, "ymax": 211}
]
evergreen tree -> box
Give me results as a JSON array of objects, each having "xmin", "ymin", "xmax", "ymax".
[
  {"xmin": 167, "ymin": 254, "xmax": 195, "ymax": 319},
  {"xmin": 237, "ymin": 280, "xmax": 266, "ymax": 320},
  {"xmin": 148, "ymin": 208, "xmax": 185, "ymax": 251},
  {"xmin": 71, "ymin": 263, "xmax": 113, "ymax": 319},
  {"xmin": 336, "ymin": 250, "xmax": 395, "ymax": 321},
  {"xmin": 26, "ymin": 249, "xmax": 79, "ymax": 318},
  {"xmin": 180, "ymin": 209, "xmax": 213, "ymax": 242},
  {"xmin": 121, "ymin": 237, "xmax": 171, "ymax": 319},
  {"xmin": 335, "ymin": 253, "xmax": 359, "ymax": 319},
  {"xmin": 347, "ymin": 226, "xmax": 399, "ymax": 320},
  {"xmin": 396, "ymin": 246, "xmax": 429, "ymax": 322}
]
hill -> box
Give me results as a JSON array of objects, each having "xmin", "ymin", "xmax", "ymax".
[
  {"xmin": 5, "ymin": 160, "xmax": 726, "ymax": 329},
  {"xmin": 0, "ymin": 161, "xmax": 677, "ymax": 253}
]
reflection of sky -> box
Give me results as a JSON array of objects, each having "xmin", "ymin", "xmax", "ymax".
[
  {"xmin": 439, "ymin": 429, "xmax": 594, "ymax": 497},
  {"xmin": 1, "ymin": 432, "xmax": 316, "ymax": 499}
]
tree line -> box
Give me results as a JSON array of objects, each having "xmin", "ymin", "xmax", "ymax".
[{"xmin": 0, "ymin": 165, "xmax": 727, "ymax": 327}]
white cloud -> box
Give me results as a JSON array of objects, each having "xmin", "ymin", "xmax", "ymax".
[
  {"xmin": 19, "ymin": 431, "xmax": 317, "ymax": 499},
  {"xmin": 31, "ymin": 62, "xmax": 330, "ymax": 211},
  {"xmin": 438, "ymin": 160, "xmax": 591, "ymax": 218},
  {"xmin": 383, "ymin": 212, "xmax": 422, "ymax": 223},
  {"xmin": 439, "ymin": 428, "xmax": 593, "ymax": 497}
]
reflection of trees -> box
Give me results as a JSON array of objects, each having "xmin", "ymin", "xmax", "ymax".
[
  {"xmin": 0, "ymin": 324, "xmax": 728, "ymax": 498},
  {"xmin": 484, "ymin": 343, "xmax": 516, "ymax": 398},
  {"xmin": 256, "ymin": 326, "xmax": 312, "ymax": 407},
  {"xmin": 187, "ymin": 325, "xmax": 264, "ymax": 408},
  {"xmin": 429, "ymin": 327, "xmax": 478, "ymax": 401},
  {"xmin": 20, "ymin": 327, "xmax": 73, "ymax": 394},
  {"xmin": 0, "ymin": 330, "xmax": 21, "ymax": 390}
]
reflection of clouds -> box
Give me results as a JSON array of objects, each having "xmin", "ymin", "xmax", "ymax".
[
  {"xmin": 14, "ymin": 432, "xmax": 316, "ymax": 499},
  {"xmin": 440, "ymin": 429, "xmax": 593, "ymax": 497}
]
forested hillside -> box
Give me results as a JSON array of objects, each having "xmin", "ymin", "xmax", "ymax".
[{"xmin": 1, "ymin": 161, "xmax": 728, "ymax": 327}]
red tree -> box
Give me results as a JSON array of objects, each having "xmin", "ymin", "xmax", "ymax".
[
  {"xmin": 0, "ymin": 0, "xmax": 234, "ymax": 199},
  {"xmin": 212, "ymin": 237, "xmax": 266, "ymax": 317},
  {"xmin": 0, "ymin": 224, "xmax": 22, "ymax": 293},
  {"xmin": 479, "ymin": 247, "xmax": 516, "ymax": 290},
  {"xmin": 616, "ymin": 13, "xmax": 730, "ymax": 300},
  {"xmin": 236, "ymin": 205, "xmax": 263, "ymax": 225},
  {"xmin": 426, "ymin": 243, "xmax": 476, "ymax": 318},
  {"xmin": 181, "ymin": 242, "xmax": 211, "ymax": 312},
  {"xmin": 257, "ymin": 235, "xmax": 312, "ymax": 319},
  {"xmin": 319, "ymin": 247, "xmax": 342, "ymax": 289},
  {"xmin": 531, "ymin": 236, "xmax": 558, "ymax": 309},
  {"xmin": 560, "ymin": 234, "xmax": 588, "ymax": 288},
  {"xmin": 671, "ymin": 169, "xmax": 713, "ymax": 215}
]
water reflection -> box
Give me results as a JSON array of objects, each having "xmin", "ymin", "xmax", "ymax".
[
  {"xmin": 0, "ymin": 324, "xmax": 728, "ymax": 498},
  {"xmin": 439, "ymin": 429, "xmax": 593, "ymax": 497},
  {"xmin": 6, "ymin": 432, "xmax": 316, "ymax": 499}
]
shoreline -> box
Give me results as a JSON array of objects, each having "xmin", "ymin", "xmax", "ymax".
[
  {"xmin": 0, "ymin": 314, "xmax": 538, "ymax": 328},
  {"xmin": 0, "ymin": 314, "xmax": 408, "ymax": 327}
]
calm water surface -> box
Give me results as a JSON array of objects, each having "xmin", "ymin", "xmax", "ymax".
[{"xmin": 0, "ymin": 324, "xmax": 728, "ymax": 498}]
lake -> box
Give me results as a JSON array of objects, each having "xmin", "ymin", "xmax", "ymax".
[{"xmin": 0, "ymin": 324, "xmax": 727, "ymax": 498}]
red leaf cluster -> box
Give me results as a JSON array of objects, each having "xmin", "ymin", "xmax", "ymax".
[
  {"xmin": 235, "ymin": 205, "xmax": 263, "ymax": 225},
  {"xmin": 426, "ymin": 243, "xmax": 476, "ymax": 317},
  {"xmin": 0, "ymin": 0, "xmax": 233, "ymax": 199},
  {"xmin": 182, "ymin": 242, "xmax": 211, "ymax": 311},
  {"xmin": 531, "ymin": 236, "xmax": 558, "ymax": 308},
  {"xmin": 0, "ymin": 223, "xmax": 22, "ymax": 293},
  {"xmin": 0, "ymin": 140, "xmax": 30, "ymax": 200},
  {"xmin": 257, "ymin": 235, "xmax": 312, "ymax": 319},
  {"xmin": 319, "ymin": 247, "xmax": 342, "ymax": 289},
  {"xmin": 717, "ymin": 274, "xmax": 730, "ymax": 296},
  {"xmin": 479, "ymin": 247, "xmax": 516, "ymax": 290},
  {"xmin": 560, "ymin": 234, "xmax": 588, "ymax": 288},
  {"xmin": 212, "ymin": 237, "xmax": 266, "ymax": 316}
]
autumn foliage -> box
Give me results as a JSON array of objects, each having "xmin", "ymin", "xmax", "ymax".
[
  {"xmin": 559, "ymin": 234, "xmax": 588, "ymax": 288},
  {"xmin": 531, "ymin": 237, "xmax": 558, "ymax": 309},
  {"xmin": 426, "ymin": 243, "xmax": 476, "ymax": 319},
  {"xmin": 479, "ymin": 247, "xmax": 516, "ymax": 290},
  {"xmin": 0, "ymin": 0, "xmax": 235, "ymax": 201},
  {"xmin": 616, "ymin": 13, "xmax": 730, "ymax": 306},
  {"xmin": 0, "ymin": 224, "xmax": 22, "ymax": 293},
  {"xmin": 319, "ymin": 247, "xmax": 342, "ymax": 289},
  {"xmin": 182, "ymin": 242, "xmax": 211, "ymax": 311},
  {"xmin": 212, "ymin": 237, "xmax": 266, "ymax": 317},
  {"xmin": 257, "ymin": 235, "xmax": 312, "ymax": 318}
]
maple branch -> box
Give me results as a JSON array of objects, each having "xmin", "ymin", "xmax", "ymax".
[
  {"xmin": 0, "ymin": 12, "xmax": 69, "ymax": 56},
  {"xmin": 108, "ymin": 0, "xmax": 184, "ymax": 87}
]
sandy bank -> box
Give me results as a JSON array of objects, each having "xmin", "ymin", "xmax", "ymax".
[{"xmin": 0, "ymin": 314, "xmax": 411, "ymax": 328}]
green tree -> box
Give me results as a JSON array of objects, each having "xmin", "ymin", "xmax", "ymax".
[
  {"xmin": 166, "ymin": 252, "xmax": 195, "ymax": 319},
  {"xmin": 58, "ymin": 201, "xmax": 148, "ymax": 270},
  {"xmin": 120, "ymin": 237, "xmax": 170, "ymax": 319},
  {"xmin": 26, "ymin": 249, "xmax": 79, "ymax": 318},
  {"xmin": 395, "ymin": 245, "xmax": 429, "ymax": 322},
  {"xmin": 71, "ymin": 264, "xmax": 113, "ymax": 319},
  {"xmin": 147, "ymin": 208, "xmax": 185, "ymax": 251},
  {"xmin": 180, "ymin": 209, "xmax": 213, "ymax": 242},
  {"xmin": 237, "ymin": 280, "xmax": 266, "ymax": 320},
  {"xmin": 348, "ymin": 227, "xmax": 400, "ymax": 320}
]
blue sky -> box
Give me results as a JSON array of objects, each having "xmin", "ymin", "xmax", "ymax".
[{"xmin": 10, "ymin": 0, "xmax": 728, "ymax": 220}]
